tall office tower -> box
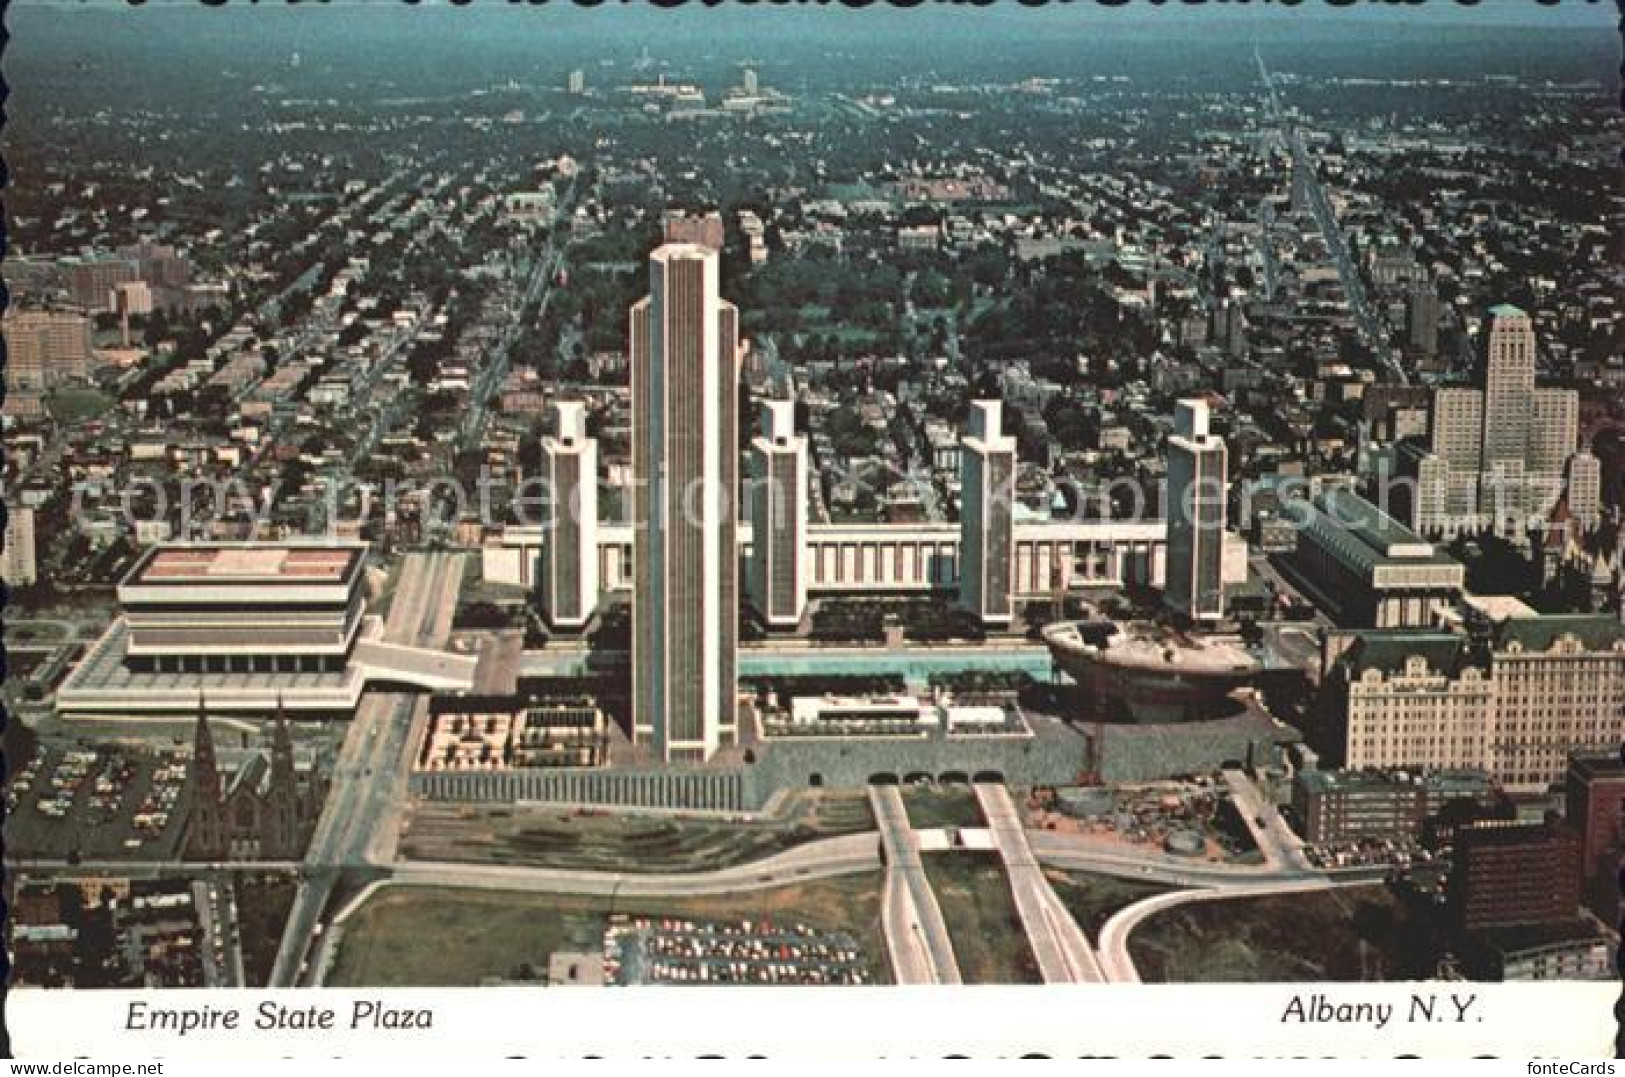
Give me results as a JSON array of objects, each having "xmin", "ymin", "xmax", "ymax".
[
  {"xmin": 1566, "ymin": 451, "xmax": 1601, "ymax": 532},
  {"xmin": 1481, "ymin": 305, "xmax": 1536, "ymax": 464},
  {"xmin": 539, "ymin": 400, "xmax": 600, "ymax": 630},
  {"xmin": 1165, "ymin": 398, "xmax": 1229, "ymax": 623},
  {"xmin": 630, "ymin": 244, "xmax": 741, "ymax": 762},
  {"xmin": 1407, "ymin": 283, "xmax": 1440, "ymax": 356},
  {"xmin": 742, "ymin": 67, "xmax": 759, "ymax": 95},
  {"xmin": 958, "ymin": 399, "xmax": 1016, "ymax": 627},
  {"xmin": 568, "ymin": 68, "xmax": 586, "ymax": 94},
  {"xmin": 1411, "ymin": 303, "xmax": 1581, "ymax": 541},
  {"xmin": 747, "ymin": 399, "xmax": 808, "ymax": 630},
  {"xmin": 2, "ymin": 505, "xmax": 37, "ymax": 587},
  {"xmin": 1479, "ymin": 305, "xmax": 1538, "ymax": 532}
]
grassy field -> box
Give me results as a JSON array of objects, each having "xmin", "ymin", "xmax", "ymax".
[
  {"xmin": 400, "ymin": 791, "xmax": 874, "ymax": 873},
  {"xmin": 902, "ymin": 786, "xmax": 985, "ymax": 830},
  {"xmin": 1043, "ymin": 870, "xmax": 1174, "ymax": 943},
  {"xmin": 328, "ymin": 874, "xmax": 891, "ymax": 987},
  {"xmin": 1128, "ymin": 885, "xmax": 1423, "ymax": 982},
  {"xmin": 48, "ymin": 386, "xmax": 116, "ymax": 425},
  {"xmin": 923, "ymin": 852, "xmax": 1042, "ymax": 984}
]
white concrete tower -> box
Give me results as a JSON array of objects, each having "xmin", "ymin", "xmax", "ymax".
[
  {"xmin": 1166, "ymin": 398, "xmax": 1229, "ymax": 623},
  {"xmin": 539, "ymin": 400, "xmax": 599, "ymax": 630},
  {"xmin": 959, "ymin": 399, "xmax": 1017, "ymax": 626}
]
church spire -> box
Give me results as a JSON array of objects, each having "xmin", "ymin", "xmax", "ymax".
[
  {"xmin": 192, "ymin": 693, "xmax": 221, "ymax": 801},
  {"xmin": 265, "ymin": 693, "xmax": 303, "ymax": 859},
  {"xmin": 188, "ymin": 693, "xmax": 227, "ymax": 860},
  {"xmin": 269, "ymin": 693, "xmax": 296, "ymax": 794}
]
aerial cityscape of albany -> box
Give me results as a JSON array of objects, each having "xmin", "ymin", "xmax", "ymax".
[{"xmin": 3, "ymin": 4, "xmax": 1621, "ymax": 992}]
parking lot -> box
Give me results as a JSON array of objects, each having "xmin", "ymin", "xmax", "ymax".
[
  {"xmin": 605, "ymin": 916, "xmax": 873, "ymax": 986},
  {"xmin": 6, "ymin": 742, "xmax": 191, "ymax": 860},
  {"xmin": 1301, "ymin": 837, "xmax": 1436, "ymax": 873}
]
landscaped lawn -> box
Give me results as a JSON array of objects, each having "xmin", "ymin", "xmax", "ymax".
[
  {"xmin": 923, "ymin": 852, "xmax": 1042, "ymax": 984},
  {"xmin": 901, "ymin": 786, "xmax": 985, "ymax": 831}
]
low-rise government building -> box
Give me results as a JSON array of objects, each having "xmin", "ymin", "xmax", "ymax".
[{"xmin": 1281, "ymin": 489, "xmax": 1466, "ymax": 628}]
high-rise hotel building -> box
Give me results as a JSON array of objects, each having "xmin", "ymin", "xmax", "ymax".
[
  {"xmin": 1165, "ymin": 398, "xmax": 1229, "ymax": 623},
  {"xmin": 539, "ymin": 400, "xmax": 599, "ymax": 631},
  {"xmin": 630, "ymin": 244, "xmax": 741, "ymax": 762},
  {"xmin": 958, "ymin": 400, "xmax": 1016, "ymax": 627},
  {"xmin": 747, "ymin": 399, "xmax": 809, "ymax": 630}
]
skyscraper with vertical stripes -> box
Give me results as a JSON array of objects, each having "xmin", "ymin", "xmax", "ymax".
[
  {"xmin": 748, "ymin": 398, "xmax": 809, "ymax": 630},
  {"xmin": 1166, "ymin": 398, "xmax": 1228, "ymax": 623},
  {"xmin": 959, "ymin": 399, "xmax": 1016, "ymax": 627},
  {"xmin": 630, "ymin": 244, "xmax": 741, "ymax": 763}
]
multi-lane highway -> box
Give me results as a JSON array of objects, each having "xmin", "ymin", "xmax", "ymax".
[
  {"xmin": 974, "ymin": 783, "xmax": 1103, "ymax": 984},
  {"xmin": 869, "ymin": 785, "xmax": 963, "ymax": 985},
  {"xmin": 391, "ymin": 831, "xmax": 881, "ymax": 898},
  {"xmin": 269, "ymin": 550, "xmax": 463, "ymax": 987}
]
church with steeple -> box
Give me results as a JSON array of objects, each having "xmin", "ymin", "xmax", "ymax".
[{"xmin": 187, "ymin": 697, "xmax": 326, "ymax": 861}]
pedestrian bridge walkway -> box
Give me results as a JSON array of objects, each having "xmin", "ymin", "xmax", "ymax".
[{"xmin": 351, "ymin": 639, "xmax": 478, "ymax": 692}]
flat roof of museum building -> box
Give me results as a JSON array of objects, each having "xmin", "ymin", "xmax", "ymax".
[{"xmin": 125, "ymin": 543, "xmax": 365, "ymax": 587}]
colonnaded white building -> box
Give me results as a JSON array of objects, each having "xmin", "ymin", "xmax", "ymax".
[{"xmin": 483, "ymin": 515, "xmax": 1249, "ymax": 622}]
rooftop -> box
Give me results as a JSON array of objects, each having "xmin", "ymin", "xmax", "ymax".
[
  {"xmin": 1313, "ymin": 489, "xmax": 1434, "ymax": 557},
  {"xmin": 1343, "ymin": 631, "xmax": 1478, "ymax": 679},
  {"xmin": 1493, "ymin": 614, "xmax": 1625, "ymax": 654},
  {"xmin": 1462, "ymin": 594, "xmax": 1539, "ymax": 622},
  {"xmin": 1044, "ymin": 618, "xmax": 1260, "ymax": 675},
  {"xmin": 1568, "ymin": 753, "xmax": 1625, "ymax": 782},
  {"xmin": 128, "ymin": 543, "xmax": 364, "ymax": 586},
  {"xmin": 1300, "ymin": 490, "xmax": 1460, "ymax": 575},
  {"xmin": 1297, "ymin": 767, "xmax": 1491, "ymax": 795}
]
